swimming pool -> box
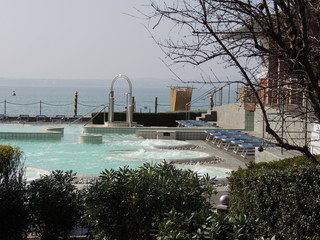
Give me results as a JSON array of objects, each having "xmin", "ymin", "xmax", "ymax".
[{"xmin": 0, "ymin": 124, "xmax": 230, "ymax": 178}]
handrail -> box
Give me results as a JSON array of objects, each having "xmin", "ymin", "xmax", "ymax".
[
  {"xmin": 84, "ymin": 104, "xmax": 107, "ymax": 126},
  {"xmin": 186, "ymin": 87, "xmax": 216, "ymax": 119},
  {"xmin": 69, "ymin": 104, "xmax": 107, "ymax": 126},
  {"xmin": 186, "ymin": 82, "xmax": 233, "ymax": 120}
]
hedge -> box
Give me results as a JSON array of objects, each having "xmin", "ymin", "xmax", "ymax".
[
  {"xmin": 156, "ymin": 209, "xmax": 259, "ymax": 240},
  {"xmin": 91, "ymin": 111, "xmax": 205, "ymax": 126},
  {"xmin": 228, "ymin": 156, "xmax": 320, "ymax": 239},
  {"xmin": 84, "ymin": 162, "xmax": 216, "ymax": 240}
]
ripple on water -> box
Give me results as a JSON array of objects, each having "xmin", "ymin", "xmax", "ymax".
[{"xmin": 0, "ymin": 125, "xmax": 228, "ymax": 177}]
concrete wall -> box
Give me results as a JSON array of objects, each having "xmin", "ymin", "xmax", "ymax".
[
  {"xmin": 136, "ymin": 130, "xmax": 207, "ymax": 140},
  {"xmin": 214, "ymin": 103, "xmax": 246, "ymax": 129},
  {"xmin": 255, "ymin": 147, "xmax": 302, "ymax": 163},
  {"xmin": 254, "ymin": 105, "xmax": 312, "ymax": 146},
  {"xmin": 213, "ymin": 103, "xmax": 313, "ymax": 163},
  {"xmin": 213, "ymin": 103, "xmax": 309, "ymax": 142}
]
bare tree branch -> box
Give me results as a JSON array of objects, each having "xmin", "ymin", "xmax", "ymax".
[{"xmin": 143, "ymin": 0, "xmax": 320, "ymax": 163}]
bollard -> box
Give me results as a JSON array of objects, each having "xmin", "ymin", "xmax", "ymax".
[
  {"xmin": 216, "ymin": 195, "xmax": 229, "ymax": 216},
  {"xmin": 74, "ymin": 91, "xmax": 78, "ymax": 116}
]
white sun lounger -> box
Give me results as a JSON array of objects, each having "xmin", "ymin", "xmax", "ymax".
[
  {"xmin": 205, "ymin": 130, "xmax": 235, "ymax": 141},
  {"xmin": 217, "ymin": 134, "xmax": 260, "ymax": 149},
  {"xmin": 232, "ymin": 139, "xmax": 270, "ymax": 154},
  {"xmin": 177, "ymin": 120, "xmax": 216, "ymax": 128},
  {"xmin": 51, "ymin": 115, "xmax": 65, "ymax": 122},
  {"xmin": 18, "ymin": 114, "xmax": 29, "ymax": 122},
  {"xmin": 0, "ymin": 114, "xmax": 7, "ymax": 121},
  {"xmin": 205, "ymin": 130, "xmax": 246, "ymax": 142},
  {"xmin": 213, "ymin": 134, "xmax": 248, "ymax": 148},
  {"xmin": 36, "ymin": 115, "xmax": 47, "ymax": 122},
  {"xmin": 209, "ymin": 131, "xmax": 247, "ymax": 143},
  {"xmin": 223, "ymin": 136, "xmax": 264, "ymax": 151},
  {"xmin": 235, "ymin": 142, "xmax": 275, "ymax": 158}
]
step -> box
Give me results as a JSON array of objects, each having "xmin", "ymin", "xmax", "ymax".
[{"xmin": 196, "ymin": 110, "xmax": 217, "ymax": 121}]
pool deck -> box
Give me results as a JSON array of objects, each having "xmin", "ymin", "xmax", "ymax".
[
  {"xmin": 173, "ymin": 140, "xmax": 249, "ymax": 171},
  {"xmin": 177, "ymin": 140, "xmax": 251, "ymax": 207}
]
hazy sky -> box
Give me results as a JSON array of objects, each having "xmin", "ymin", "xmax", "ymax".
[{"xmin": 0, "ymin": 0, "xmax": 237, "ymax": 87}]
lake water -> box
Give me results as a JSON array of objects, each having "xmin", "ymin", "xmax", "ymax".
[{"xmin": 0, "ymin": 79, "xmax": 237, "ymax": 116}]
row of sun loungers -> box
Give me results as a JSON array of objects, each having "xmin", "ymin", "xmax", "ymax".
[
  {"xmin": 205, "ymin": 129, "xmax": 275, "ymax": 158},
  {"xmin": 0, "ymin": 114, "xmax": 7, "ymax": 121},
  {"xmin": 177, "ymin": 120, "xmax": 216, "ymax": 128},
  {"xmin": 0, "ymin": 114, "xmax": 85, "ymax": 123}
]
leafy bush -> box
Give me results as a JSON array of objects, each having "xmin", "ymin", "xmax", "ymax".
[
  {"xmin": 0, "ymin": 145, "xmax": 25, "ymax": 183},
  {"xmin": 0, "ymin": 145, "xmax": 29, "ymax": 240},
  {"xmin": 28, "ymin": 170, "xmax": 82, "ymax": 240},
  {"xmin": 156, "ymin": 209, "xmax": 258, "ymax": 240},
  {"xmin": 84, "ymin": 162, "xmax": 216, "ymax": 240},
  {"xmin": 246, "ymin": 155, "xmax": 316, "ymax": 170},
  {"xmin": 229, "ymin": 157, "xmax": 320, "ymax": 240}
]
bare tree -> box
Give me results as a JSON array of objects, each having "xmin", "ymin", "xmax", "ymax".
[{"xmin": 144, "ymin": 0, "xmax": 320, "ymax": 163}]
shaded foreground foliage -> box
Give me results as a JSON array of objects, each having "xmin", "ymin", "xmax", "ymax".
[
  {"xmin": 0, "ymin": 145, "xmax": 82, "ymax": 240},
  {"xmin": 84, "ymin": 162, "xmax": 216, "ymax": 240},
  {"xmin": 155, "ymin": 209, "xmax": 258, "ymax": 240},
  {"xmin": 0, "ymin": 145, "xmax": 28, "ymax": 240},
  {"xmin": 4, "ymin": 142, "xmax": 320, "ymax": 239},
  {"xmin": 229, "ymin": 156, "xmax": 320, "ymax": 239},
  {"xmin": 28, "ymin": 170, "xmax": 82, "ymax": 240}
]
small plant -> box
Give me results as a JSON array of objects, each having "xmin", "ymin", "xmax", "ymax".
[{"xmin": 28, "ymin": 170, "xmax": 81, "ymax": 240}]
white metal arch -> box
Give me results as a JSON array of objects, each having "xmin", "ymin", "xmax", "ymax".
[{"xmin": 108, "ymin": 74, "xmax": 133, "ymax": 126}]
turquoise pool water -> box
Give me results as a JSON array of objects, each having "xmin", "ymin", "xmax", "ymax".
[{"xmin": 0, "ymin": 124, "xmax": 229, "ymax": 178}]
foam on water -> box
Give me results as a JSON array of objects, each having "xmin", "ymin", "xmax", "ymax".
[
  {"xmin": 105, "ymin": 149, "xmax": 209, "ymax": 161},
  {"xmin": 25, "ymin": 167, "xmax": 50, "ymax": 182},
  {"xmin": 0, "ymin": 124, "xmax": 230, "ymax": 178},
  {"xmin": 178, "ymin": 163, "xmax": 232, "ymax": 178}
]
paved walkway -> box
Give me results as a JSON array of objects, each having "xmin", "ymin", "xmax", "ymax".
[
  {"xmin": 182, "ymin": 140, "xmax": 254, "ymax": 207},
  {"xmin": 185, "ymin": 140, "xmax": 248, "ymax": 171}
]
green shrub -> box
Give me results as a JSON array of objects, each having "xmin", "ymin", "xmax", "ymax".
[
  {"xmin": 0, "ymin": 145, "xmax": 29, "ymax": 240},
  {"xmin": 246, "ymin": 155, "xmax": 316, "ymax": 170},
  {"xmin": 28, "ymin": 170, "xmax": 82, "ymax": 240},
  {"xmin": 0, "ymin": 145, "xmax": 24, "ymax": 183},
  {"xmin": 229, "ymin": 157, "xmax": 320, "ymax": 240},
  {"xmin": 84, "ymin": 162, "xmax": 216, "ymax": 240},
  {"xmin": 156, "ymin": 209, "xmax": 258, "ymax": 240}
]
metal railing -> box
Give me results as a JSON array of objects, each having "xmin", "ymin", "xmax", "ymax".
[{"xmin": 186, "ymin": 82, "xmax": 234, "ymax": 119}]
